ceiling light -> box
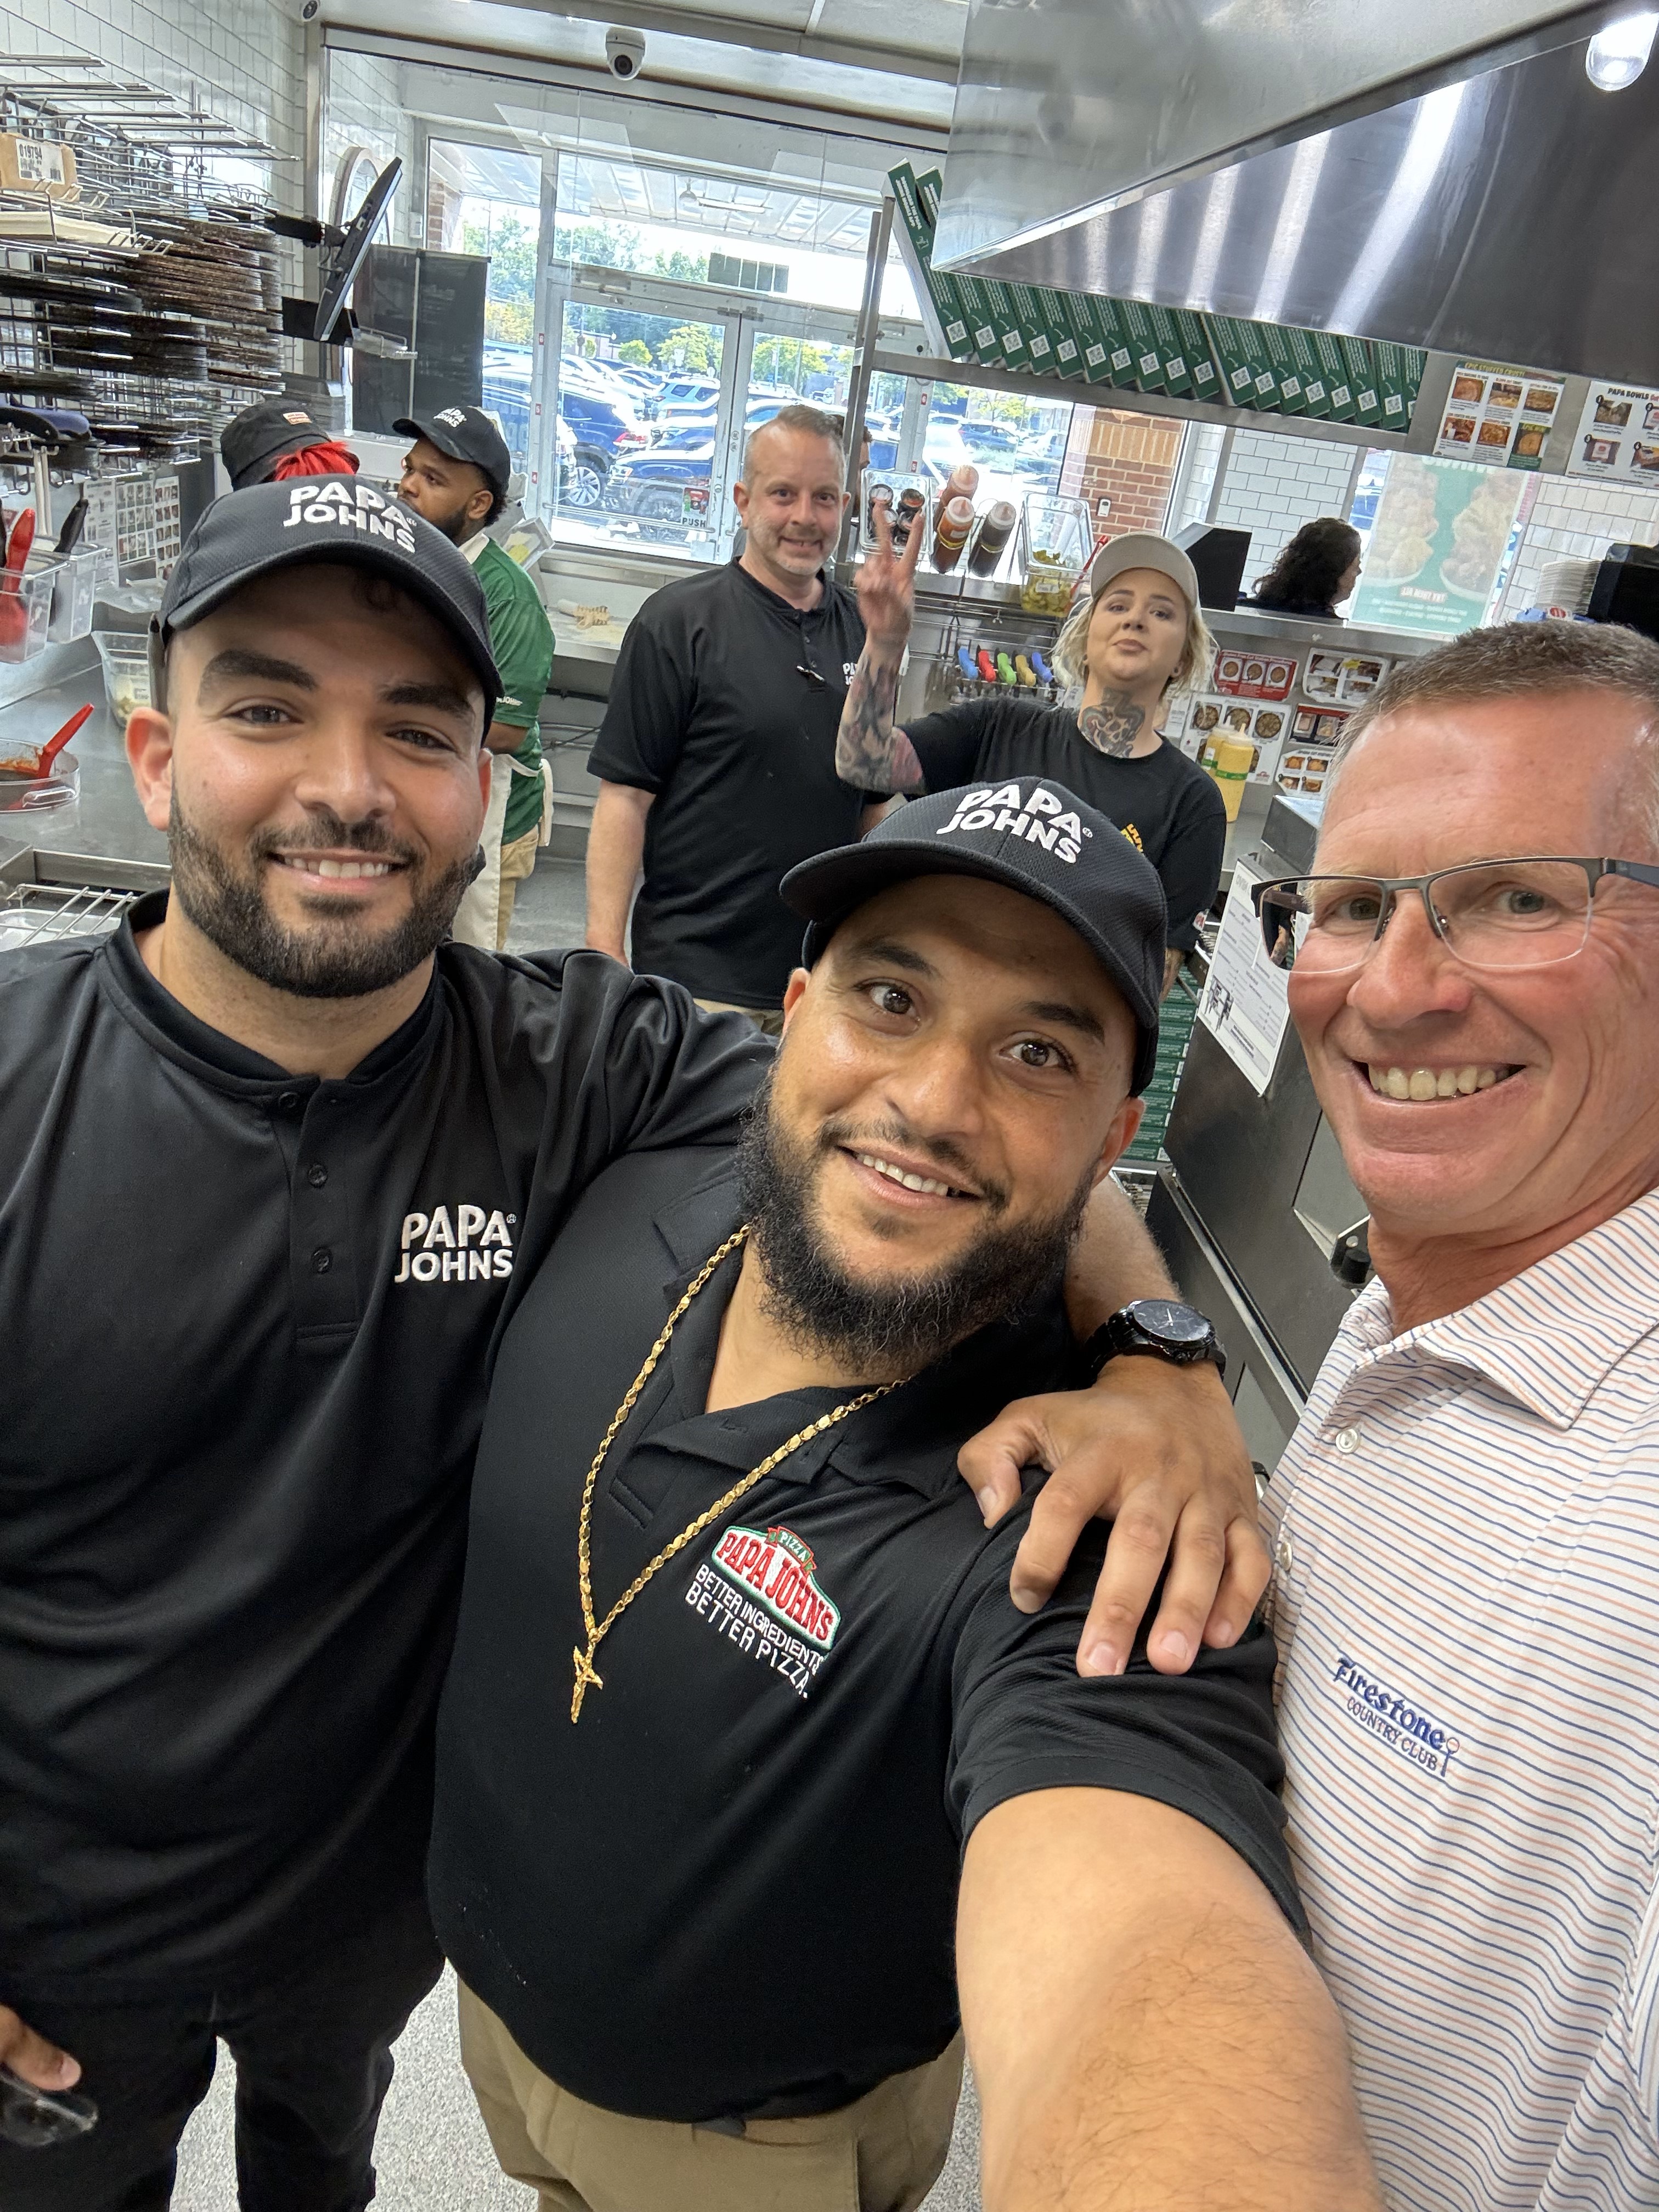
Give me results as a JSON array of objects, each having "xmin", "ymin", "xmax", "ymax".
[{"xmin": 1585, "ymin": 11, "xmax": 1658, "ymax": 88}]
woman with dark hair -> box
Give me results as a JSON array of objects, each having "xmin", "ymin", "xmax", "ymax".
[{"xmin": 1244, "ymin": 516, "xmax": 1362, "ymax": 619}]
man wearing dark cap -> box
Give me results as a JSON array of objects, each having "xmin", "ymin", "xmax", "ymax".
[
  {"xmin": 219, "ymin": 394, "xmax": 359, "ymax": 489},
  {"xmin": 0, "ymin": 494, "xmax": 1269, "ymax": 2209},
  {"xmin": 0, "ymin": 476, "xmax": 773, "ymax": 2212},
  {"xmin": 396, "ymin": 405, "xmax": 555, "ymax": 950},
  {"xmin": 431, "ymin": 779, "xmax": 1381, "ymax": 2212}
]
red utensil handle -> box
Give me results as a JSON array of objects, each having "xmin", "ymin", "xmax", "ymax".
[{"xmin": 32, "ymin": 703, "xmax": 93, "ymax": 776}]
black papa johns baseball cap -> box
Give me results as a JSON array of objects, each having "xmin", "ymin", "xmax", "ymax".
[
  {"xmin": 394, "ymin": 405, "xmax": 512, "ymax": 500},
  {"xmin": 781, "ymin": 777, "xmax": 1166, "ymax": 1093},
  {"xmin": 153, "ymin": 478, "xmax": 501, "ymax": 720},
  {"xmin": 220, "ymin": 397, "xmax": 334, "ymax": 490}
]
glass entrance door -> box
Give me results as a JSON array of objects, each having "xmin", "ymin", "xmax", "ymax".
[{"xmin": 550, "ymin": 298, "xmax": 731, "ymax": 554}]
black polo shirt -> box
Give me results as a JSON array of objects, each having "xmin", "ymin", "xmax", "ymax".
[
  {"xmin": 428, "ymin": 1149, "xmax": 1300, "ymax": 2124},
  {"xmin": 901, "ymin": 696, "xmax": 1227, "ymax": 952},
  {"xmin": 0, "ymin": 900, "xmax": 770, "ymax": 2001},
  {"xmin": 589, "ymin": 558, "xmax": 874, "ymax": 1009}
]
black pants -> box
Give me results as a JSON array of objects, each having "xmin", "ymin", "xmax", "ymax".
[{"xmin": 0, "ymin": 1895, "xmax": 442, "ymax": 2212}]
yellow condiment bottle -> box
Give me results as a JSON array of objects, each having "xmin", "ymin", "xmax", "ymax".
[{"xmin": 1207, "ymin": 733, "xmax": 1255, "ymax": 822}]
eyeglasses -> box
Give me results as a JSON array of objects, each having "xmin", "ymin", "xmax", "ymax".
[{"xmin": 1251, "ymin": 856, "xmax": 1659, "ymax": 975}]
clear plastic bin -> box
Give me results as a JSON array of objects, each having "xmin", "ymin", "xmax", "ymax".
[
  {"xmin": 93, "ymin": 629, "xmax": 153, "ymax": 724},
  {"xmin": 1019, "ymin": 493, "xmax": 1094, "ymax": 617},
  {"xmin": 0, "ymin": 567, "xmax": 58, "ymax": 665},
  {"xmin": 0, "ymin": 750, "xmax": 80, "ymax": 831},
  {"xmin": 47, "ymin": 550, "xmax": 100, "ymax": 644},
  {"xmin": 859, "ymin": 468, "xmax": 933, "ymax": 561}
]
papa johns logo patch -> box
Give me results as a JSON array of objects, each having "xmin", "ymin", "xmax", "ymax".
[
  {"xmin": 711, "ymin": 1524, "xmax": 839, "ymax": 1647},
  {"xmin": 685, "ymin": 1524, "xmax": 842, "ymax": 1700},
  {"xmin": 935, "ymin": 783, "xmax": 1096, "ymax": 865},
  {"xmin": 281, "ymin": 479, "xmax": 416, "ymax": 552}
]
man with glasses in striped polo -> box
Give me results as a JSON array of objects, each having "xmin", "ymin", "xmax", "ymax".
[{"xmin": 980, "ymin": 619, "xmax": 1659, "ymax": 2209}]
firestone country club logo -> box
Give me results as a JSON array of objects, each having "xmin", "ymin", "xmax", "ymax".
[
  {"xmin": 934, "ymin": 782, "xmax": 1096, "ymax": 864},
  {"xmin": 281, "ymin": 479, "xmax": 416, "ymax": 552},
  {"xmin": 711, "ymin": 1523, "xmax": 840, "ymax": 1649},
  {"xmin": 393, "ymin": 1204, "xmax": 515, "ymax": 1286},
  {"xmin": 1329, "ymin": 1651, "xmax": 1462, "ymax": 1780}
]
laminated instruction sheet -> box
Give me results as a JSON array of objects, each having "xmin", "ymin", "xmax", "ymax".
[{"xmin": 1197, "ymin": 860, "xmax": 1294, "ymax": 1097}]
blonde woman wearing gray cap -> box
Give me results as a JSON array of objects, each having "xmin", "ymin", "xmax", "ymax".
[{"xmin": 837, "ymin": 518, "xmax": 1224, "ymax": 992}]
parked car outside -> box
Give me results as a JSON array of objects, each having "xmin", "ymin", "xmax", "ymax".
[
  {"xmin": 958, "ymin": 419, "xmax": 1026, "ymax": 460},
  {"xmin": 602, "ymin": 437, "xmax": 716, "ymax": 539}
]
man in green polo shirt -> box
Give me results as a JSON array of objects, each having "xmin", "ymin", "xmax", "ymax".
[{"xmin": 397, "ymin": 407, "xmax": 555, "ymax": 948}]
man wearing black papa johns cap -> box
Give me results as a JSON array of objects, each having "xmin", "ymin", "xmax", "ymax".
[
  {"xmin": 0, "ymin": 488, "xmax": 1266, "ymax": 2211},
  {"xmin": 431, "ymin": 779, "xmax": 1381, "ymax": 2212}
]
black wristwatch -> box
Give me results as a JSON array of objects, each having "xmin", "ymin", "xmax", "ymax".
[{"xmin": 1084, "ymin": 1299, "xmax": 1226, "ymax": 1384}]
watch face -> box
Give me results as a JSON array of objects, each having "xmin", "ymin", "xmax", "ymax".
[{"xmin": 1132, "ymin": 1299, "xmax": 1211, "ymax": 1346}]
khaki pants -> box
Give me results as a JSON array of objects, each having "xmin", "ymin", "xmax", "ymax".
[
  {"xmin": 693, "ymin": 996, "xmax": 786, "ymax": 1038},
  {"xmin": 457, "ymin": 1981, "xmax": 963, "ymax": 2212},
  {"xmin": 494, "ymin": 825, "xmax": 541, "ymax": 949}
]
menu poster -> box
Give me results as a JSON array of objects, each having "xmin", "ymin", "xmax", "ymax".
[
  {"xmin": 1348, "ymin": 454, "xmax": 1527, "ymax": 636},
  {"xmin": 1184, "ymin": 697, "xmax": 1291, "ymax": 785},
  {"xmin": 1435, "ymin": 362, "xmax": 1564, "ymax": 469},
  {"xmin": 1568, "ymin": 380, "xmax": 1659, "ymax": 483},
  {"xmin": 1197, "ymin": 861, "xmax": 1295, "ymax": 1097}
]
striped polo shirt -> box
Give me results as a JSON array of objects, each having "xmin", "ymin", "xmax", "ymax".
[{"xmin": 1265, "ymin": 1188, "xmax": 1659, "ymax": 2211}]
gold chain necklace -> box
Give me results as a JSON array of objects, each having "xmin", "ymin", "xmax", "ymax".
[{"xmin": 570, "ymin": 1224, "xmax": 900, "ymax": 1722}]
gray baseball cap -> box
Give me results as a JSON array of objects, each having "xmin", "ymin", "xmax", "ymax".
[{"xmin": 1088, "ymin": 531, "xmax": 1199, "ymax": 610}]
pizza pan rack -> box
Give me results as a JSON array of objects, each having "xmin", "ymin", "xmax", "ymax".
[{"xmin": 0, "ymin": 58, "xmax": 289, "ymax": 458}]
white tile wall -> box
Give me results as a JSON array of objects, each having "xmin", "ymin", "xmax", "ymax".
[
  {"xmin": 1208, "ymin": 427, "xmax": 1358, "ymax": 582},
  {"xmin": 1166, "ymin": 420, "xmax": 1227, "ymax": 534},
  {"xmin": 0, "ymin": 0, "xmax": 306, "ymax": 214},
  {"xmin": 324, "ymin": 48, "xmax": 419, "ymax": 246},
  {"xmin": 1496, "ymin": 475, "xmax": 1659, "ymax": 616}
]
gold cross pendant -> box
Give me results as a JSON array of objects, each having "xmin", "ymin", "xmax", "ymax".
[{"xmin": 571, "ymin": 1642, "xmax": 603, "ymax": 1722}]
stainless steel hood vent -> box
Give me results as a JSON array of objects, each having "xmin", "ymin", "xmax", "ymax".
[{"xmin": 935, "ymin": 29, "xmax": 1659, "ymax": 385}]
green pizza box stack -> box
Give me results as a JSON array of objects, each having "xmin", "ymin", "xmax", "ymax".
[
  {"xmin": 883, "ymin": 164, "xmax": 1424, "ymax": 435},
  {"xmin": 888, "ymin": 163, "xmax": 976, "ymax": 364}
]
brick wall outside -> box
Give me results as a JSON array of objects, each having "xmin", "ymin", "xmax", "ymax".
[{"xmin": 1059, "ymin": 408, "xmax": 1184, "ymax": 538}]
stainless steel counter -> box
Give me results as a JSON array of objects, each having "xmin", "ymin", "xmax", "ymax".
[{"xmin": 0, "ymin": 636, "xmax": 166, "ymax": 873}]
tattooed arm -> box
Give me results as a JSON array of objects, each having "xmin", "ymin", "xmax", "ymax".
[
  {"xmin": 1077, "ymin": 693, "xmax": 1148, "ymax": 758},
  {"xmin": 838, "ymin": 642, "xmax": 924, "ymax": 792},
  {"xmin": 838, "ymin": 492, "xmax": 927, "ymax": 793}
]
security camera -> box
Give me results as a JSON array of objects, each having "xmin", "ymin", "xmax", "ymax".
[
  {"xmin": 605, "ymin": 25, "xmax": 646, "ymax": 77},
  {"xmin": 301, "ymin": 0, "xmax": 319, "ymax": 19}
]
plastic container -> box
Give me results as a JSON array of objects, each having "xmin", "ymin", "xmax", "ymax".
[
  {"xmin": 93, "ymin": 629, "xmax": 153, "ymax": 724},
  {"xmin": 0, "ymin": 750, "xmax": 81, "ymax": 828},
  {"xmin": 860, "ymin": 468, "xmax": 933, "ymax": 558},
  {"xmin": 1018, "ymin": 493, "xmax": 1093, "ymax": 615},
  {"xmin": 0, "ymin": 567, "xmax": 58, "ymax": 665},
  {"xmin": 47, "ymin": 550, "xmax": 100, "ymax": 645}
]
